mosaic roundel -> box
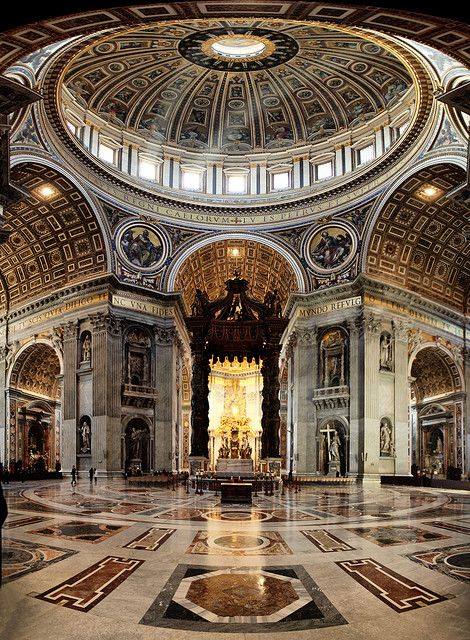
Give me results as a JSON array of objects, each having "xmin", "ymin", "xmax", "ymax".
[
  {"xmin": 178, "ymin": 28, "xmax": 299, "ymax": 71},
  {"xmin": 116, "ymin": 222, "xmax": 167, "ymax": 272},
  {"xmin": 306, "ymin": 224, "xmax": 356, "ymax": 274}
]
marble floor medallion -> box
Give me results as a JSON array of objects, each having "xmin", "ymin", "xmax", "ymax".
[
  {"xmin": 140, "ymin": 564, "xmax": 347, "ymax": 632},
  {"xmin": 2, "ymin": 537, "xmax": 78, "ymax": 583},
  {"xmin": 407, "ymin": 543, "xmax": 470, "ymax": 583},
  {"xmin": 30, "ymin": 520, "xmax": 129, "ymax": 543},
  {"xmin": 187, "ymin": 531, "xmax": 293, "ymax": 555},
  {"xmin": 348, "ymin": 525, "xmax": 450, "ymax": 546}
]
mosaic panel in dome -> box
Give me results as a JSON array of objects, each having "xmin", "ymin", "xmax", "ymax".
[
  {"xmin": 0, "ymin": 163, "xmax": 107, "ymax": 310},
  {"xmin": 173, "ymin": 239, "xmax": 298, "ymax": 312},
  {"xmin": 366, "ymin": 164, "xmax": 470, "ymax": 312}
]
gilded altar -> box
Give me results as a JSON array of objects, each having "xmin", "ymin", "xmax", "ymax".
[{"xmin": 208, "ymin": 357, "xmax": 262, "ymax": 471}]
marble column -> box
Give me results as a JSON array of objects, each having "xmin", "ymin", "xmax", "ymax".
[
  {"xmin": 394, "ymin": 320, "xmax": 410, "ymax": 475},
  {"xmin": 362, "ymin": 313, "xmax": 382, "ymax": 480},
  {"xmin": 90, "ymin": 312, "xmax": 122, "ymax": 475},
  {"xmin": 348, "ymin": 316, "xmax": 362, "ymax": 476},
  {"xmin": 61, "ymin": 320, "xmax": 78, "ymax": 473},
  {"xmin": 292, "ymin": 328, "xmax": 317, "ymax": 474},
  {"xmin": 154, "ymin": 327, "xmax": 178, "ymax": 470}
]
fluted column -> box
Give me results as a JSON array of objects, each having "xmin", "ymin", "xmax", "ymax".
[
  {"xmin": 154, "ymin": 327, "xmax": 178, "ymax": 469},
  {"xmin": 90, "ymin": 312, "xmax": 122, "ymax": 474},
  {"xmin": 394, "ymin": 320, "xmax": 410, "ymax": 474},
  {"xmin": 61, "ymin": 320, "xmax": 78, "ymax": 472},
  {"xmin": 292, "ymin": 328, "xmax": 317, "ymax": 474}
]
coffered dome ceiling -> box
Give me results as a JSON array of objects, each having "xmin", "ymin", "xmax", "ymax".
[{"xmin": 62, "ymin": 19, "xmax": 412, "ymax": 154}]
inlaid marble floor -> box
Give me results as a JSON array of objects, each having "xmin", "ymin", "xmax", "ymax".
[{"xmin": 1, "ymin": 479, "xmax": 469, "ymax": 639}]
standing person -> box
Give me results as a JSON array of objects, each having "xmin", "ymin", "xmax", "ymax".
[
  {"xmin": 89, "ymin": 466, "xmax": 94, "ymax": 484},
  {"xmin": 71, "ymin": 465, "xmax": 77, "ymax": 492},
  {"xmin": 94, "ymin": 468, "xmax": 98, "ymax": 484}
]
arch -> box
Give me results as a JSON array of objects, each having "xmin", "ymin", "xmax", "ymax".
[
  {"xmin": 166, "ymin": 234, "xmax": 306, "ymax": 313},
  {"xmin": 0, "ymin": 160, "xmax": 110, "ymax": 311},
  {"xmin": 317, "ymin": 417, "xmax": 349, "ymax": 477},
  {"xmin": 7, "ymin": 341, "xmax": 62, "ymax": 469},
  {"xmin": 363, "ymin": 161, "xmax": 469, "ymax": 312},
  {"xmin": 409, "ymin": 344, "xmax": 462, "ymax": 404},
  {"xmin": 8, "ymin": 339, "xmax": 63, "ymax": 390}
]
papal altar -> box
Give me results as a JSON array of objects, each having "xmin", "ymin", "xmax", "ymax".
[{"xmin": 216, "ymin": 458, "xmax": 254, "ymax": 477}]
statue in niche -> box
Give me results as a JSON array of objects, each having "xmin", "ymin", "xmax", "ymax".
[
  {"xmin": 129, "ymin": 426, "xmax": 147, "ymax": 460},
  {"xmin": 329, "ymin": 431, "xmax": 341, "ymax": 461},
  {"xmin": 79, "ymin": 417, "xmax": 91, "ymax": 454},
  {"xmin": 321, "ymin": 330, "xmax": 345, "ymax": 387},
  {"xmin": 81, "ymin": 333, "xmax": 91, "ymax": 363},
  {"xmin": 380, "ymin": 418, "xmax": 394, "ymax": 457},
  {"xmin": 380, "ymin": 333, "xmax": 393, "ymax": 371}
]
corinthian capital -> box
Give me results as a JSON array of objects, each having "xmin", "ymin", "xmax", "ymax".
[
  {"xmin": 90, "ymin": 312, "xmax": 121, "ymax": 336},
  {"xmin": 393, "ymin": 319, "xmax": 409, "ymax": 343},
  {"xmin": 296, "ymin": 327, "xmax": 317, "ymax": 347},
  {"xmin": 155, "ymin": 326, "xmax": 176, "ymax": 346},
  {"xmin": 363, "ymin": 312, "xmax": 382, "ymax": 334},
  {"xmin": 61, "ymin": 320, "xmax": 78, "ymax": 342}
]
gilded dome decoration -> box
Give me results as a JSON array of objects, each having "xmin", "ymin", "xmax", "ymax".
[{"xmin": 62, "ymin": 20, "xmax": 412, "ymax": 154}]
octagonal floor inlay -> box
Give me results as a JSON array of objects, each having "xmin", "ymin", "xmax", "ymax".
[{"xmin": 187, "ymin": 572, "xmax": 299, "ymax": 618}]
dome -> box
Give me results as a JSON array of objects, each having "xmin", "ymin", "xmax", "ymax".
[{"xmin": 62, "ymin": 19, "xmax": 412, "ymax": 154}]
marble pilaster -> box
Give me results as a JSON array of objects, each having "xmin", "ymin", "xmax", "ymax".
[
  {"xmin": 292, "ymin": 327, "xmax": 317, "ymax": 474},
  {"xmin": 61, "ymin": 321, "xmax": 78, "ymax": 472},
  {"xmin": 90, "ymin": 312, "xmax": 122, "ymax": 474},
  {"xmin": 393, "ymin": 320, "xmax": 410, "ymax": 475},
  {"xmin": 362, "ymin": 313, "xmax": 382, "ymax": 479},
  {"xmin": 154, "ymin": 327, "xmax": 177, "ymax": 470}
]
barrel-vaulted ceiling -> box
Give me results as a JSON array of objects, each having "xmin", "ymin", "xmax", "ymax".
[
  {"xmin": 174, "ymin": 239, "xmax": 298, "ymax": 312},
  {"xmin": 366, "ymin": 164, "xmax": 470, "ymax": 313},
  {"xmin": 0, "ymin": 163, "xmax": 107, "ymax": 311},
  {"xmin": 410, "ymin": 346, "xmax": 462, "ymax": 403},
  {"xmin": 10, "ymin": 343, "xmax": 61, "ymax": 398},
  {"xmin": 63, "ymin": 19, "xmax": 412, "ymax": 154}
]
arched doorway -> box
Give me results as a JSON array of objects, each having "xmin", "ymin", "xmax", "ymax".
[
  {"xmin": 124, "ymin": 418, "xmax": 151, "ymax": 473},
  {"xmin": 8, "ymin": 343, "xmax": 61, "ymax": 471},
  {"xmin": 410, "ymin": 346, "xmax": 463, "ymax": 477}
]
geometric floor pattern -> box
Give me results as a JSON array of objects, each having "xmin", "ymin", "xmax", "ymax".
[
  {"xmin": 139, "ymin": 564, "xmax": 347, "ymax": 632},
  {"xmin": 2, "ymin": 479, "xmax": 469, "ymax": 639}
]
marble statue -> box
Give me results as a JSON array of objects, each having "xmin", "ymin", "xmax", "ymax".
[
  {"xmin": 81, "ymin": 333, "xmax": 91, "ymax": 362},
  {"xmin": 79, "ymin": 417, "xmax": 91, "ymax": 454},
  {"xmin": 129, "ymin": 427, "xmax": 146, "ymax": 459},
  {"xmin": 380, "ymin": 418, "xmax": 393, "ymax": 456},
  {"xmin": 329, "ymin": 432, "xmax": 341, "ymax": 461},
  {"xmin": 380, "ymin": 333, "xmax": 393, "ymax": 370}
]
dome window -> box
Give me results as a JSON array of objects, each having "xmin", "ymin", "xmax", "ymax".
[
  {"xmin": 316, "ymin": 161, "xmax": 333, "ymax": 181},
  {"xmin": 139, "ymin": 159, "xmax": 158, "ymax": 181},
  {"xmin": 357, "ymin": 144, "xmax": 375, "ymax": 166}
]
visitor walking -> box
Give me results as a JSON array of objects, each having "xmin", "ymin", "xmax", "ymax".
[
  {"xmin": 71, "ymin": 465, "xmax": 77, "ymax": 492},
  {"xmin": 89, "ymin": 467, "xmax": 94, "ymax": 483}
]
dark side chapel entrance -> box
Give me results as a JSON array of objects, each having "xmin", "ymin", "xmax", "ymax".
[{"xmin": 185, "ymin": 272, "xmax": 288, "ymax": 474}]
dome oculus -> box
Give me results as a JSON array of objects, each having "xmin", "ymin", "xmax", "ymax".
[
  {"xmin": 205, "ymin": 35, "xmax": 273, "ymax": 61},
  {"xmin": 178, "ymin": 27, "xmax": 298, "ymax": 70}
]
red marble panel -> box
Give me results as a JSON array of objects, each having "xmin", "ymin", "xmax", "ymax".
[
  {"xmin": 336, "ymin": 558, "xmax": 448, "ymax": 612},
  {"xmin": 36, "ymin": 556, "xmax": 144, "ymax": 612}
]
